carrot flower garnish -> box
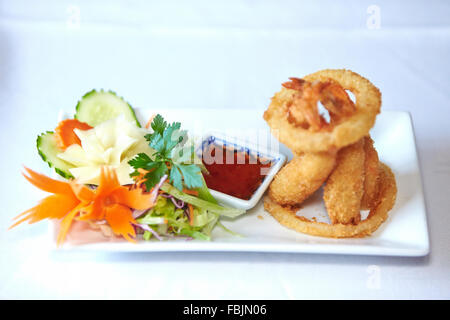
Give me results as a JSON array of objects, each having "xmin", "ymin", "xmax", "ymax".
[{"xmin": 10, "ymin": 166, "xmax": 156, "ymax": 245}]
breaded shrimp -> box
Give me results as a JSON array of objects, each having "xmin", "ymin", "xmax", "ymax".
[
  {"xmin": 323, "ymin": 139, "xmax": 365, "ymax": 224},
  {"xmin": 268, "ymin": 151, "xmax": 336, "ymax": 206},
  {"xmin": 361, "ymin": 136, "xmax": 381, "ymax": 210}
]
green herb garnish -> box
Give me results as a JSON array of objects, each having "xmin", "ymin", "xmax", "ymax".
[{"xmin": 128, "ymin": 114, "xmax": 203, "ymax": 192}]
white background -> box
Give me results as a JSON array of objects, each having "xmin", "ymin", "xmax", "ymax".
[{"xmin": 0, "ymin": 0, "xmax": 449, "ymax": 299}]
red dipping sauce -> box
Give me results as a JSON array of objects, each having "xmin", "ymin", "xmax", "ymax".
[{"xmin": 202, "ymin": 144, "xmax": 272, "ymax": 200}]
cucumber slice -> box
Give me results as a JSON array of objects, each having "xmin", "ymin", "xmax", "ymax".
[
  {"xmin": 75, "ymin": 90, "xmax": 141, "ymax": 127},
  {"xmin": 37, "ymin": 131, "xmax": 74, "ymax": 179}
]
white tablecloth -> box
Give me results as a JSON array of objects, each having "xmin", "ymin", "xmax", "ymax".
[{"xmin": 1, "ymin": 0, "xmax": 449, "ymax": 299}]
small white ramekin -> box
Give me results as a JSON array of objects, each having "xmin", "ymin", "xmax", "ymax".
[{"xmin": 198, "ymin": 131, "xmax": 286, "ymax": 210}]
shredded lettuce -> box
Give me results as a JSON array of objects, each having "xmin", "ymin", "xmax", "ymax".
[
  {"xmin": 160, "ymin": 183, "xmax": 245, "ymax": 218},
  {"xmin": 135, "ymin": 184, "xmax": 245, "ymax": 241},
  {"xmin": 193, "ymin": 175, "xmax": 218, "ymax": 204}
]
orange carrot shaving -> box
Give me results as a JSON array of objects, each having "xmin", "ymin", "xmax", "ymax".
[
  {"xmin": 136, "ymin": 179, "xmax": 147, "ymax": 189},
  {"xmin": 132, "ymin": 168, "xmax": 155, "ymax": 190},
  {"xmin": 10, "ymin": 194, "xmax": 80, "ymax": 230},
  {"xmin": 183, "ymin": 189, "xmax": 199, "ymax": 196},
  {"xmin": 145, "ymin": 114, "xmax": 156, "ymax": 129},
  {"xmin": 96, "ymin": 167, "xmax": 121, "ymax": 196},
  {"xmin": 54, "ymin": 119, "xmax": 92, "ymax": 150},
  {"xmin": 138, "ymin": 168, "xmax": 149, "ymax": 175},
  {"xmin": 112, "ymin": 187, "xmax": 156, "ymax": 210},
  {"xmin": 22, "ymin": 166, "xmax": 73, "ymax": 195},
  {"xmin": 12, "ymin": 166, "xmax": 156, "ymax": 245},
  {"xmin": 57, "ymin": 203, "xmax": 84, "ymax": 245},
  {"xmin": 104, "ymin": 204, "xmax": 136, "ymax": 243},
  {"xmin": 188, "ymin": 203, "xmax": 195, "ymax": 226},
  {"xmin": 69, "ymin": 181, "xmax": 95, "ymax": 203},
  {"xmin": 77, "ymin": 200, "xmax": 103, "ymax": 221}
]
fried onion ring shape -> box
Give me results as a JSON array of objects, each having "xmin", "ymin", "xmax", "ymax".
[
  {"xmin": 360, "ymin": 136, "xmax": 381, "ymax": 210},
  {"xmin": 283, "ymin": 78, "xmax": 356, "ymax": 131},
  {"xmin": 263, "ymin": 163, "xmax": 396, "ymax": 238},
  {"xmin": 323, "ymin": 139, "xmax": 365, "ymax": 225},
  {"xmin": 268, "ymin": 151, "xmax": 336, "ymax": 206},
  {"xmin": 263, "ymin": 69, "xmax": 382, "ymax": 153}
]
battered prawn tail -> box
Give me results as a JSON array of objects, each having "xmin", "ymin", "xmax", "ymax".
[
  {"xmin": 284, "ymin": 78, "xmax": 356, "ymax": 132},
  {"xmin": 323, "ymin": 138, "xmax": 366, "ymax": 225},
  {"xmin": 268, "ymin": 151, "xmax": 336, "ymax": 206}
]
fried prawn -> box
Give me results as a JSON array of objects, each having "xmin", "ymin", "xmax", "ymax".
[
  {"xmin": 323, "ymin": 139, "xmax": 365, "ymax": 225},
  {"xmin": 361, "ymin": 136, "xmax": 381, "ymax": 210},
  {"xmin": 268, "ymin": 152, "xmax": 336, "ymax": 206}
]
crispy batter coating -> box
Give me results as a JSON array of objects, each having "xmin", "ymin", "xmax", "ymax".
[
  {"xmin": 361, "ymin": 136, "xmax": 381, "ymax": 210},
  {"xmin": 264, "ymin": 69, "xmax": 381, "ymax": 153},
  {"xmin": 263, "ymin": 163, "xmax": 396, "ymax": 238},
  {"xmin": 268, "ymin": 152, "xmax": 336, "ymax": 206},
  {"xmin": 262, "ymin": 69, "xmax": 397, "ymax": 238},
  {"xmin": 323, "ymin": 139, "xmax": 365, "ymax": 225}
]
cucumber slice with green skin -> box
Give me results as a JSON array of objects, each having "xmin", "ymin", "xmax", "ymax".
[
  {"xmin": 75, "ymin": 90, "xmax": 141, "ymax": 127},
  {"xmin": 37, "ymin": 131, "xmax": 74, "ymax": 179}
]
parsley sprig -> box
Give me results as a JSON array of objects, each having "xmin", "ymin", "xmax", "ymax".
[{"xmin": 128, "ymin": 114, "xmax": 203, "ymax": 192}]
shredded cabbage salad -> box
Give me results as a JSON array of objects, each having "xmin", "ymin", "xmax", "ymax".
[{"xmin": 132, "ymin": 176, "xmax": 243, "ymax": 241}]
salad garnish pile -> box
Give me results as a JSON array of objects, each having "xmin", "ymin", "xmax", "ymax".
[{"xmin": 10, "ymin": 90, "xmax": 245, "ymax": 245}]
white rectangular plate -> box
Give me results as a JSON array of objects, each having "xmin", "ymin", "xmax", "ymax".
[{"xmin": 57, "ymin": 109, "xmax": 429, "ymax": 256}]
